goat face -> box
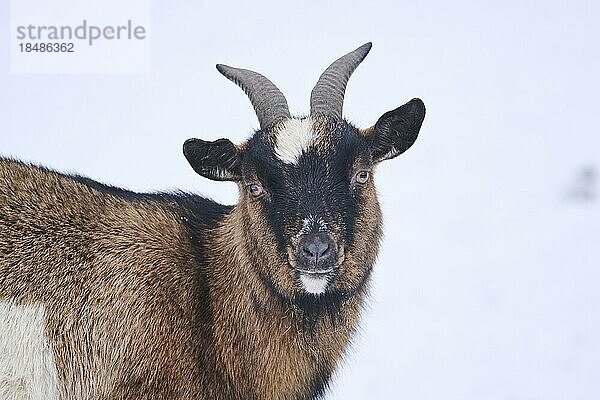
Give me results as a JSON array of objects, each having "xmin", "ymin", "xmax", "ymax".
[
  {"xmin": 183, "ymin": 99, "xmax": 424, "ymax": 299},
  {"xmin": 183, "ymin": 43, "xmax": 425, "ymax": 301}
]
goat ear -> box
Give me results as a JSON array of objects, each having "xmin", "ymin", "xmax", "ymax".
[
  {"xmin": 366, "ymin": 98, "xmax": 425, "ymax": 163},
  {"xmin": 183, "ymin": 138, "xmax": 242, "ymax": 181}
]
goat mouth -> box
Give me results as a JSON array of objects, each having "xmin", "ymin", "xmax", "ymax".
[{"xmin": 295, "ymin": 267, "xmax": 336, "ymax": 275}]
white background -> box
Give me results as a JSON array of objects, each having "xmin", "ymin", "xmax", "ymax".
[{"xmin": 1, "ymin": 1, "xmax": 599, "ymax": 399}]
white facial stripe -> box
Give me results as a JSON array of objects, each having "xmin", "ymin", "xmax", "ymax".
[
  {"xmin": 273, "ymin": 118, "xmax": 315, "ymax": 164},
  {"xmin": 0, "ymin": 301, "xmax": 59, "ymax": 400},
  {"xmin": 299, "ymin": 274, "xmax": 329, "ymax": 295}
]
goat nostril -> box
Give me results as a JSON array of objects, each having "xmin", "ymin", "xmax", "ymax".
[
  {"xmin": 319, "ymin": 243, "xmax": 330, "ymax": 257},
  {"xmin": 302, "ymin": 248, "xmax": 314, "ymax": 258}
]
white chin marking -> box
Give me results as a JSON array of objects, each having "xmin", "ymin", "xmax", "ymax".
[
  {"xmin": 273, "ymin": 118, "xmax": 315, "ymax": 164},
  {"xmin": 0, "ymin": 301, "xmax": 60, "ymax": 400},
  {"xmin": 300, "ymin": 274, "xmax": 329, "ymax": 295}
]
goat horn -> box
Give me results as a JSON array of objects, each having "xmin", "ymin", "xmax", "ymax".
[
  {"xmin": 216, "ymin": 64, "xmax": 291, "ymax": 130},
  {"xmin": 310, "ymin": 42, "xmax": 372, "ymax": 119}
]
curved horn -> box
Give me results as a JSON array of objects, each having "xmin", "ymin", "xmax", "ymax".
[
  {"xmin": 310, "ymin": 42, "xmax": 372, "ymax": 118},
  {"xmin": 216, "ymin": 64, "xmax": 291, "ymax": 130}
]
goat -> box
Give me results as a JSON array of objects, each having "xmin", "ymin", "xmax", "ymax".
[{"xmin": 0, "ymin": 43, "xmax": 425, "ymax": 400}]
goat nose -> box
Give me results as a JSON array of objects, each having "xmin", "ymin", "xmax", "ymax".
[
  {"xmin": 297, "ymin": 233, "xmax": 337, "ymax": 271},
  {"xmin": 303, "ymin": 240, "xmax": 329, "ymax": 259}
]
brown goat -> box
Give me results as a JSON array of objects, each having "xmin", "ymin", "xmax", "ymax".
[{"xmin": 0, "ymin": 43, "xmax": 425, "ymax": 399}]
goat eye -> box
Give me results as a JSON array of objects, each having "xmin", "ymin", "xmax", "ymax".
[
  {"xmin": 248, "ymin": 183, "xmax": 264, "ymax": 197},
  {"xmin": 355, "ymin": 171, "xmax": 370, "ymax": 184}
]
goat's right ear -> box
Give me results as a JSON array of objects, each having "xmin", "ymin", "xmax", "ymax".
[{"xmin": 183, "ymin": 138, "xmax": 243, "ymax": 182}]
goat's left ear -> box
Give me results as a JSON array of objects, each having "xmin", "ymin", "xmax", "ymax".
[
  {"xmin": 365, "ymin": 98, "xmax": 426, "ymax": 163},
  {"xmin": 183, "ymin": 138, "xmax": 243, "ymax": 181}
]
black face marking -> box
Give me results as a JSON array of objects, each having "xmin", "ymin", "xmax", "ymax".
[{"xmin": 241, "ymin": 118, "xmax": 369, "ymax": 254}]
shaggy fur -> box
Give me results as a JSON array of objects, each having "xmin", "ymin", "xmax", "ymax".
[
  {"xmin": 0, "ymin": 152, "xmax": 368, "ymax": 399},
  {"xmin": 0, "ymin": 55, "xmax": 425, "ymax": 399}
]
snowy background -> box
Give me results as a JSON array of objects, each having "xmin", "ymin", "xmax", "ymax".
[{"xmin": 1, "ymin": 0, "xmax": 599, "ymax": 398}]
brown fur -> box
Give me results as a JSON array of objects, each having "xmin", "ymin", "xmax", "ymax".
[{"xmin": 0, "ymin": 156, "xmax": 382, "ymax": 399}]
